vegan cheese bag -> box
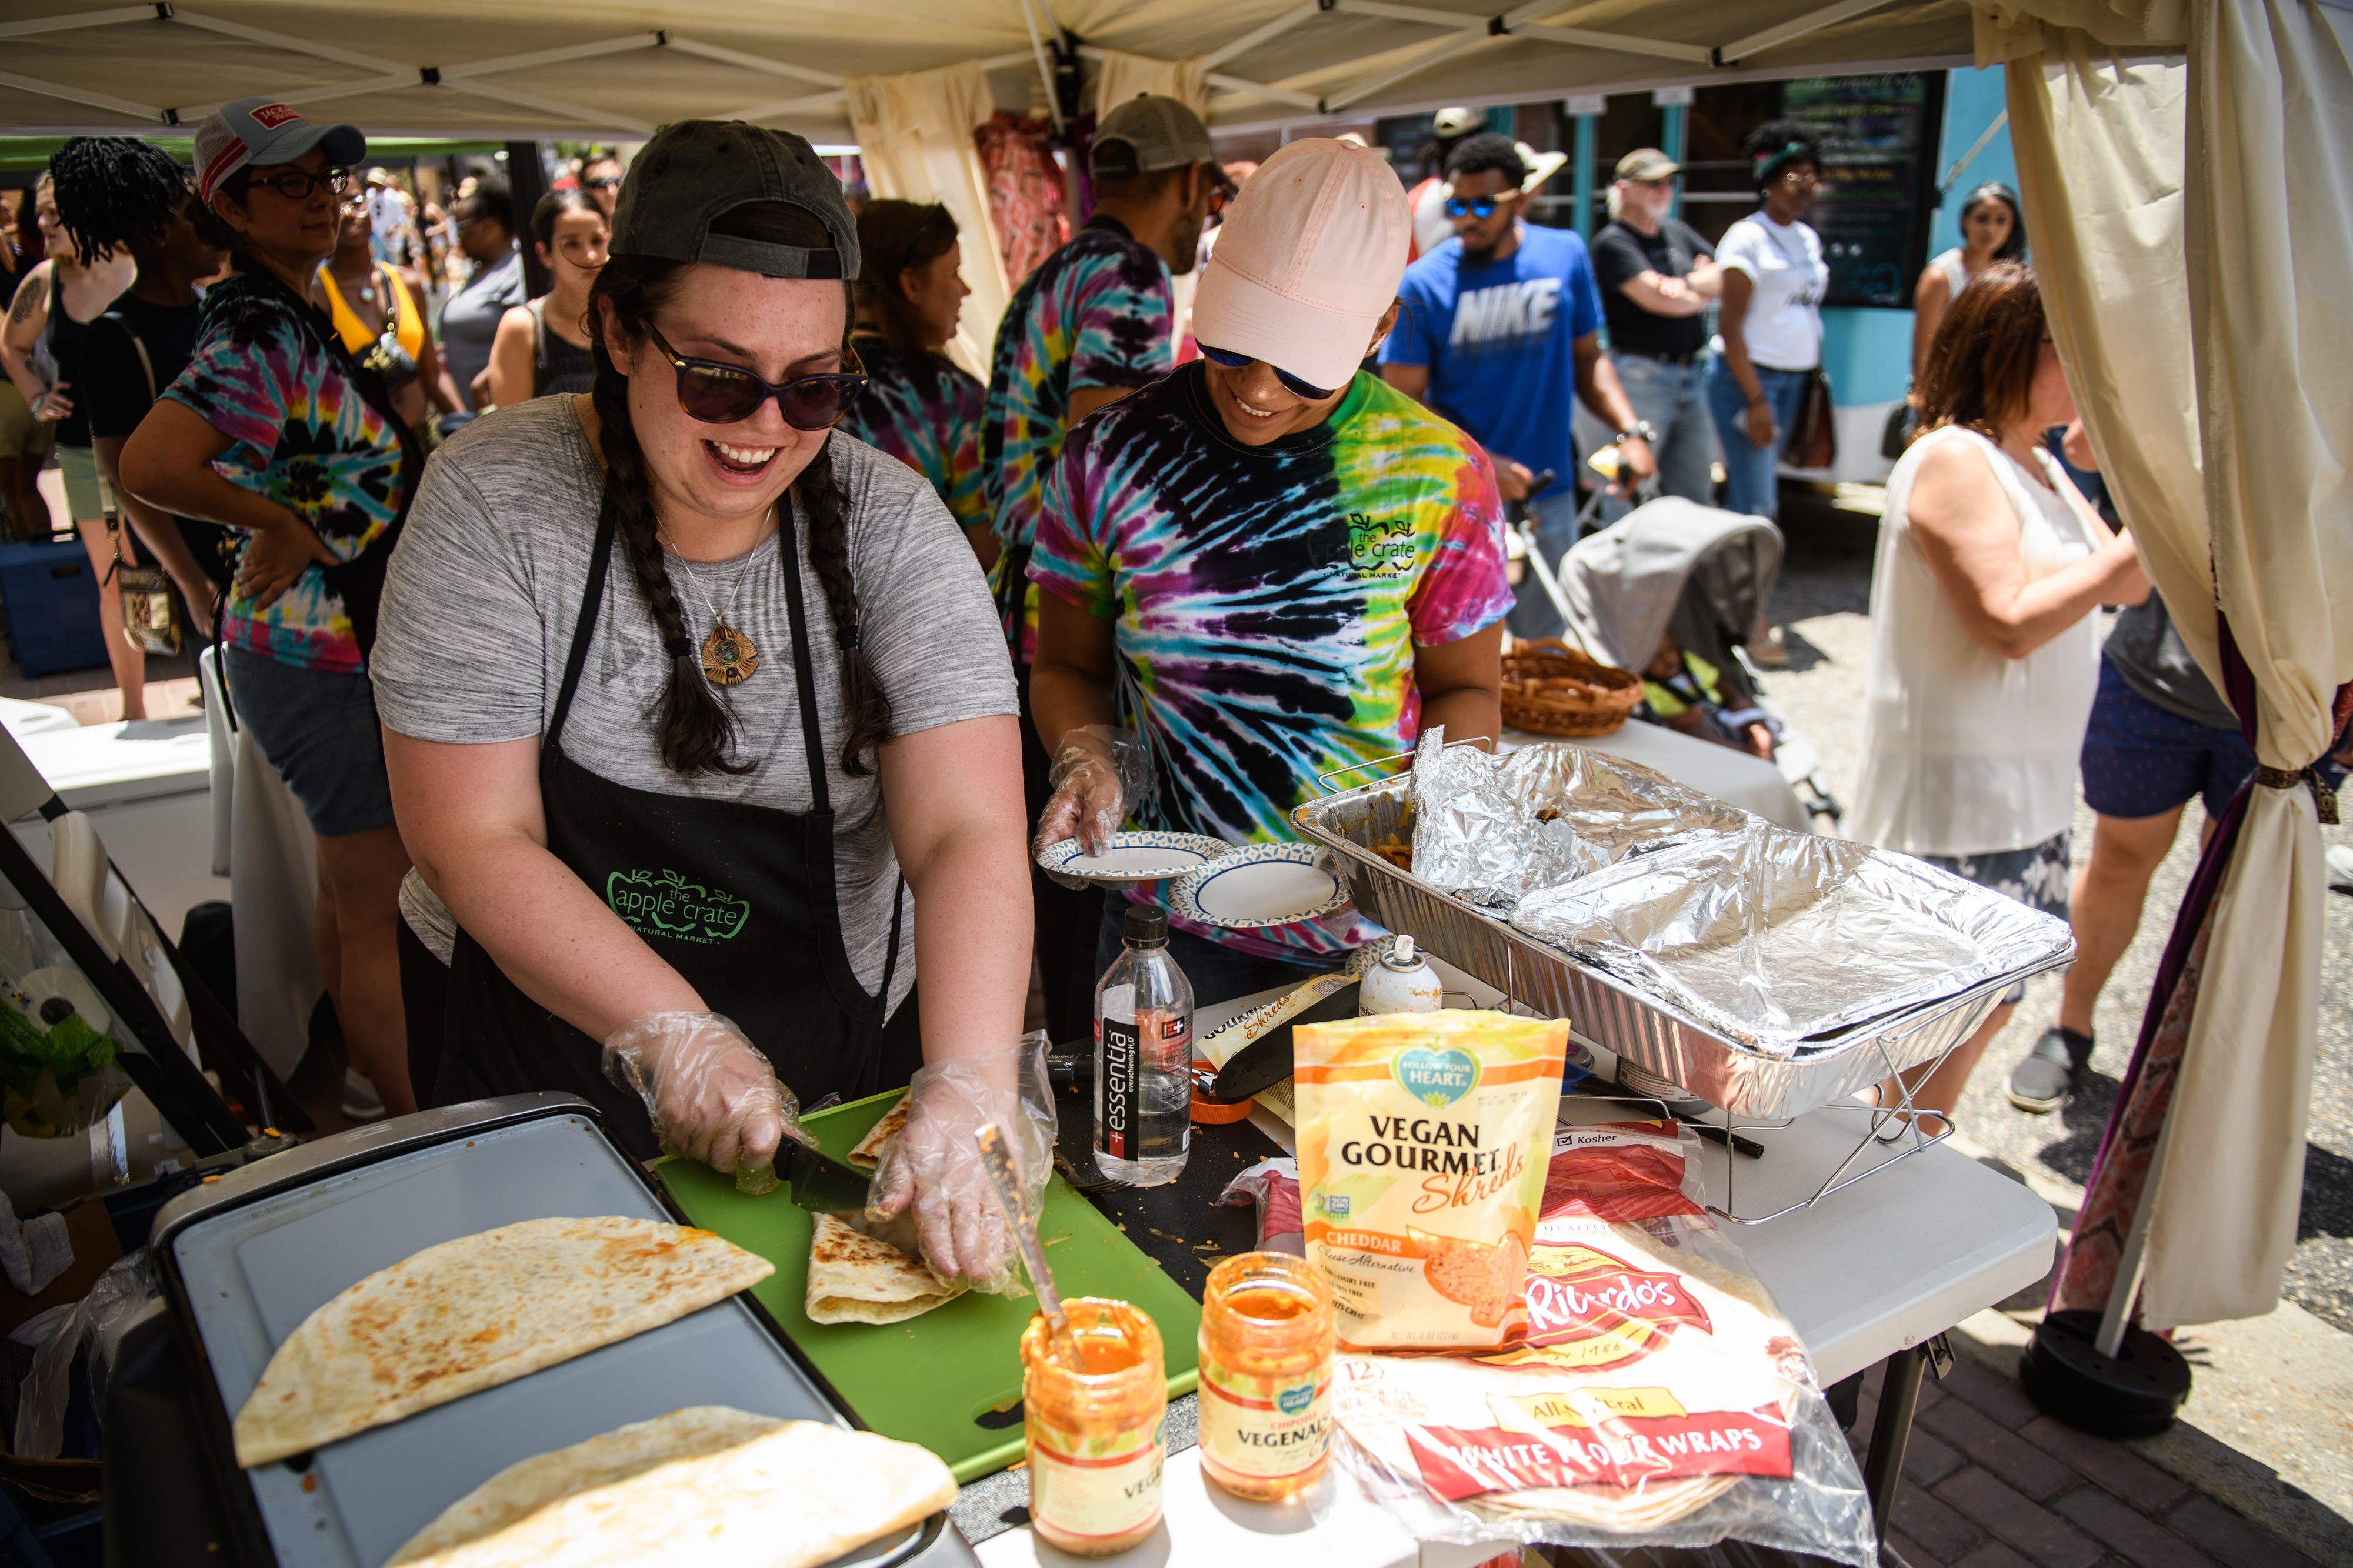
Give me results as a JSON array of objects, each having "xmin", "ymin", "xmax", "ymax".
[{"xmin": 1295, "ymin": 1011, "xmax": 1567, "ymax": 1349}]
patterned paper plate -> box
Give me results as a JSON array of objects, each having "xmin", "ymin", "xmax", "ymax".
[
  {"xmin": 1035, "ymin": 831, "xmax": 1236, "ymax": 884},
  {"xmin": 1171, "ymin": 843, "xmax": 1349, "ymax": 930}
]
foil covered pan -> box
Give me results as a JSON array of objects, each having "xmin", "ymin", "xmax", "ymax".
[
  {"xmin": 1508, "ymin": 819, "xmax": 2074, "ymax": 1057},
  {"xmin": 1292, "ymin": 763, "xmax": 2074, "ymax": 1119},
  {"xmin": 1407, "ymin": 730, "xmax": 1745, "ymax": 906}
]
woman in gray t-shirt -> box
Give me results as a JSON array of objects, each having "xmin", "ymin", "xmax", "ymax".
[{"xmin": 373, "ymin": 121, "xmax": 1028, "ymax": 1286}]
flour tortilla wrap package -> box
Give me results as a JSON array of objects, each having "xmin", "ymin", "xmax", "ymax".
[
  {"xmin": 1327, "ymin": 1114, "xmax": 1877, "ymax": 1565},
  {"xmin": 1295, "ymin": 1011, "xmax": 1567, "ymax": 1349}
]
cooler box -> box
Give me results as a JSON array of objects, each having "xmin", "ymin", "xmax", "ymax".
[{"xmin": 0, "ymin": 538, "xmax": 108, "ymax": 677}]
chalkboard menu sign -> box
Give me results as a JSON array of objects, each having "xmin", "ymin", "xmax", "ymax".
[{"xmin": 1781, "ymin": 74, "xmax": 1946, "ymax": 309}]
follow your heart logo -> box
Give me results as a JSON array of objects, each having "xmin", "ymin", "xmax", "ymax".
[{"xmin": 1393, "ymin": 1046, "xmax": 1481, "ymax": 1109}]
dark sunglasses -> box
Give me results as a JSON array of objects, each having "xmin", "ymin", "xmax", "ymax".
[
  {"xmin": 1199, "ymin": 345, "xmax": 1338, "ymax": 401},
  {"xmin": 249, "ymin": 166, "xmax": 352, "ymax": 202},
  {"xmin": 646, "ymin": 323, "xmax": 868, "ymax": 429},
  {"xmin": 1444, "ymin": 193, "xmax": 1511, "ymax": 219},
  {"xmin": 585, "ymin": 175, "xmax": 622, "ymax": 191}
]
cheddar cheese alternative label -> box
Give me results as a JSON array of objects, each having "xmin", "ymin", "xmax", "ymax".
[{"xmin": 1295, "ymin": 1011, "xmax": 1567, "ymax": 1349}]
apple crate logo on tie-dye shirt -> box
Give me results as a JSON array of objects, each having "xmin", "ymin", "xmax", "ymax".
[
  {"xmin": 980, "ymin": 220, "xmax": 1173, "ymax": 663},
  {"xmin": 839, "ymin": 339, "xmax": 990, "ymax": 532},
  {"xmin": 162, "ymin": 275, "xmax": 406, "ymax": 673},
  {"xmin": 1029, "ymin": 364, "xmax": 1513, "ymax": 963}
]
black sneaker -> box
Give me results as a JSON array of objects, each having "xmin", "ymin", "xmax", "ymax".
[{"xmin": 2007, "ymin": 1027, "xmax": 2093, "ymax": 1113}]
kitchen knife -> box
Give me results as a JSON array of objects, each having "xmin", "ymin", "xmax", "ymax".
[{"xmin": 777, "ymin": 1137, "xmax": 927, "ymax": 1259}]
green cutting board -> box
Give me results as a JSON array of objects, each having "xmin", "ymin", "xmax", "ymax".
[{"xmin": 658, "ymin": 1089, "xmax": 1201, "ymax": 1482}]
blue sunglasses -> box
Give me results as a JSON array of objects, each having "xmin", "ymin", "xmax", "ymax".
[
  {"xmin": 1199, "ymin": 345, "xmax": 1338, "ymax": 401},
  {"xmin": 1444, "ymin": 193, "xmax": 1511, "ymax": 219}
]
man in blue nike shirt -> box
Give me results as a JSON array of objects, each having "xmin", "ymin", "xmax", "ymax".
[{"xmin": 1382, "ymin": 132, "xmax": 1656, "ymax": 636}]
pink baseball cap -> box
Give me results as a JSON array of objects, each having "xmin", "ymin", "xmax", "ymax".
[
  {"xmin": 194, "ymin": 96, "xmax": 366, "ymax": 205},
  {"xmin": 1191, "ymin": 138, "xmax": 1409, "ymax": 393}
]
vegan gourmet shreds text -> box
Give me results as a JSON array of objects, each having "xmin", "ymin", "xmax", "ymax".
[{"xmin": 1295, "ymin": 1011, "xmax": 1568, "ymax": 1349}]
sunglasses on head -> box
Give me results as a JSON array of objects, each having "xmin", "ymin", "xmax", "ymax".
[
  {"xmin": 1199, "ymin": 345, "xmax": 1338, "ymax": 401},
  {"xmin": 1445, "ymin": 193, "xmax": 1511, "ymax": 219},
  {"xmin": 646, "ymin": 323, "xmax": 868, "ymax": 430}
]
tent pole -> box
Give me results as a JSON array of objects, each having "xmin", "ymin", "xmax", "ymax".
[
  {"xmin": 1015, "ymin": 0, "xmax": 1065, "ymax": 135},
  {"xmin": 2094, "ymin": 1085, "xmax": 2178, "ymax": 1358},
  {"xmin": 1571, "ymin": 111, "xmax": 1595, "ymax": 242}
]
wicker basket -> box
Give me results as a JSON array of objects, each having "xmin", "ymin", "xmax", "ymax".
[{"xmin": 1500, "ymin": 638, "xmax": 1642, "ymax": 738}]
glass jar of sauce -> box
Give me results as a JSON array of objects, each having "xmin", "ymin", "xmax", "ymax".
[
  {"xmin": 1197, "ymin": 1251, "xmax": 1336, "ymax": 1501},
  {"xmin": 1021, "ymin": 1297, "xmax": 1166, "ymax": 1555}
]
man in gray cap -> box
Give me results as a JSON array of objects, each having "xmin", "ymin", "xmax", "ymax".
[
  {"xmin": 981, "ymin": 91, "xmax": 1227, "ymax": 1048},
  {"xmin": 1588, "ymin": 148, "xmax": 1721, "ymax": 516}
]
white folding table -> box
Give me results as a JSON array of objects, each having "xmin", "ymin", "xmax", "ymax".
[{"xmin": 975, "ymin": 967, "xmax": 2055, "ymax": 1568}]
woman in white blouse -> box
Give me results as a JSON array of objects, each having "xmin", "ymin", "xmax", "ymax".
[
  {"xmin": 1853, "ymin": 263, "xmax": 2147, "ymax": 1125},
  {"xmin": 1705, "ymin": 121, "xmax": 1828, "ymax": 521}
]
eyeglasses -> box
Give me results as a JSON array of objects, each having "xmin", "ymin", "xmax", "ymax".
[
  {"xmin": 248, "ymin": 166, "xmax": 353, "ymax": 202},
  {"xmin": 1775, "ymin": 169, "xmax": 1820, "ymax": 186},
  {"xmin": 646, "ymin": 323, "xmax": 868, "ymax": 429},
  {"xmin": 1444, "ymin": 192, "xmax": 1513, "ymax": 220},
  {"xmin": 585, "ymin": 175, "xmax": 622, "ymax": 192},
  {"xmin": 1199, "ymin": 345, "xmax": 1338, "ymax": 402}
]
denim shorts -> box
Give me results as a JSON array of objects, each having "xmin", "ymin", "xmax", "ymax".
[
  {"xmin": 223, "ymin": 645, "xmax": 397, "ymax": 837},
  {"xmin": 2079, "ymin": 660, "xmax": 2257, "ymax": 822},
  {"xmin": 1918, "ymin": 829, "xmax": 2072, "ymax": 1005}
]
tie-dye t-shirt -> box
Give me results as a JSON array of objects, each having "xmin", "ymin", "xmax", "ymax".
[
  {"xmin": 1029, "ymin": 362, "xmax": 1513, "ymax": 961},
  {"xmin": 163, "ymin": 273, "xmax": 406, "ymax": 673},
  {"xmin": 839, "ymin": 338, "xmax": 988, "ymax": 532},
  {"xmin": 981, "ymin": 215, "xmax": 1173, "ymax": 662}
]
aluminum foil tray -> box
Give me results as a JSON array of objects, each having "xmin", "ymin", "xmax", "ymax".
[{"xmin": 1292, "ymin": 772, "xmax": 2073, "ymax": 1119}]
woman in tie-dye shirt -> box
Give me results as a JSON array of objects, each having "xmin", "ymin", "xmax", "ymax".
[
  {"xmin": 1029, "ymin": 139, "xmax": 1511, "ymax": 999},
  {"xmin": 839, "ymin": 201, "xmax": 989, "ymax": 548},
  {"xmin": 121, "ymin": 102, "xmax": 420, "ymax": 1122}
]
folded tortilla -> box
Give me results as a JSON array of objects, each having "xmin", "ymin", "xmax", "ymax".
[
  {"xmin": 234, "ymin": 1217, "xmax": 771, "ymax": 1467},
  {"xmin": 806, "ymin": 1213, "xmax": 966, "ymax": 1325},
  {"xmin": 388, "ymin": 1406, "xmax": 955, "ymax": 1567},
  {"xmin": 846, "ymin": 1092, "xmax": 911, "ymax": 1169}
]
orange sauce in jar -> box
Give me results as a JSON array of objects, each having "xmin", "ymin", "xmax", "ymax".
[
  {"xmin": 1197, "ymin": 1252, "xmax": 1336, "ymax": 1502},
  {"xmin": 1021, "ymin": 1298, "xmax": 1166, "ymax": 1556}
]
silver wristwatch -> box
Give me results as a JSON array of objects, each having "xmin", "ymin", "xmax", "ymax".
[{"xmin": 1614, "ymin": 420, "xmax": 1658, "ymax": 445}]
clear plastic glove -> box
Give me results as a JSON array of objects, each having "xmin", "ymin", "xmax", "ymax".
[
  {"xmin": 1032, "ymin": 726, "xmax": 1152, "ymax": 870},
  {"xmin": 601, "ymin": 1011, "xmax": 809, "ymax": 1189},
  {"xmin": 868, "ymin": 1033, "xmax": 1055, "ymax": 1293}
]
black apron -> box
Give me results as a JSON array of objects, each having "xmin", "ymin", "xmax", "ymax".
[{"xmin": 429, "ymin": 502, "xmax": 919, "ymax": 1160}]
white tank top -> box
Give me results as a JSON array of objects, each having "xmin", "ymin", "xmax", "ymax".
[
  {"xmin": 1850, "ymin": 426, "xmax": 2101, "ymax": 857},
  {"xmin": 1930, "ymin": 246, "xmax": 1970, "ymax": 297}
]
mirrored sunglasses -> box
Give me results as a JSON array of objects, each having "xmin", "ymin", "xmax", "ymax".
[
  {"xmin": 646, "ymin": 323, "xmax": 867, "ymax": 430},
  {"xmin": 1198, "ymin": 345, "xmax": 1337, "ymax": 401},
  {"xmin": 1444, "ymin": 193, "xmax": 1509, "ymax": 219}
]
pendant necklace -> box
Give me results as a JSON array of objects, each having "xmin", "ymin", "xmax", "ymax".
[{"xmin": 668, "ymin": 528, "xmax": 762, "ymax": 686}]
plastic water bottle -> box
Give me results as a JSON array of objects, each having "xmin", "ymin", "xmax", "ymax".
[{"xmin": 1094, "ymin": 903, "xmax": 1194, "ymax": 1187}]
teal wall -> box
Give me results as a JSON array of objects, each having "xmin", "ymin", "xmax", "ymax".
[{"xmin": 1820, "ymin": 67, "xmax": 2015, "ymax": 411}]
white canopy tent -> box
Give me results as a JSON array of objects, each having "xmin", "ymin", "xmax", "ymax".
[{"xmin": 0, "ymin": 1, "xmax": 1978, "ymax": 141}]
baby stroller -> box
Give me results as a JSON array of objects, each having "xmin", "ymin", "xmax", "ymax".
[{"xmin": 1516, "ymin": 491, "xmax": 1845, "ymax": 830}]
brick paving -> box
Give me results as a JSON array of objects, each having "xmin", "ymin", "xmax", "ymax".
[{"xmin": 1848, "ymin": 1357, "xmax": 2322, "ymax": 1568}]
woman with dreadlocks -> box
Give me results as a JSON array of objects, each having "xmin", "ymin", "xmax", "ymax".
[
  {"xmin": 51, "ymin": 137, "xmax": 235, "ymax": 658},
  {"xmin": 2, "ymin": 162, "xmax": 140, "ymax": 709},
  {"xmin": 120, "ymin": 101, "xmax": 419, "ymax": 1123},
  {"xmin": 371, "ymin": 122, "xmax": 1029, "ymax": 1282}
]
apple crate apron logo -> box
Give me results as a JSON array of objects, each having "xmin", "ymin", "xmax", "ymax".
[{"xmin": 605, "ymin": 869, "xmax": 751, "ymax": 946}]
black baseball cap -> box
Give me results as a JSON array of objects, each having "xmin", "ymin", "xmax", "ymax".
[{"xmin": 609, "ymin": 119, "xmax": 860, "ymax": 281}]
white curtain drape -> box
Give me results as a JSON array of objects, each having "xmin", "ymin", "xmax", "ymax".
[
  {"xmin": 1985, "ymin": 0, "xmax": 2352, "ymax": 1326},
  {"xmin": 845, "ymin": 60, "xmax": 1014, "ymax": 381},
  {"xmin": 1089, "ymin": 49, "xmax": 1209, "ymax": 118}
]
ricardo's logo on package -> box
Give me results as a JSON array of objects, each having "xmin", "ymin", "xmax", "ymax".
[
  {"xmin": 605, "ymin": 869, "xmax": 751, "ymax": 945},
  {"xmin": 1488, "ymin": 1242, "xmax": 1714, "ymax": 1371},
  {"xmin": 1392, "ymin": 1046, "xmax": 1479, "ymax": 1107}
]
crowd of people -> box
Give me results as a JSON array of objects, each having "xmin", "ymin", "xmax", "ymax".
[{"xmin": 0, "ymin": 92, "xmax": 2331, "ymax": 1157}]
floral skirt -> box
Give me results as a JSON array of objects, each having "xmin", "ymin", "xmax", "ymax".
[{"xmin": 1919, "ymin": 829, "xmax": 2072, "ymax": 1005}]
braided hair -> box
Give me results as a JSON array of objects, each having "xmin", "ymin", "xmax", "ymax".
[
  {"xmin": 49, "ymin": 136, "xmax": 188, "ymax": 267},
  {"xmin": 586, "ymin": 201, "xmax": 893, "ymax": 780}
]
